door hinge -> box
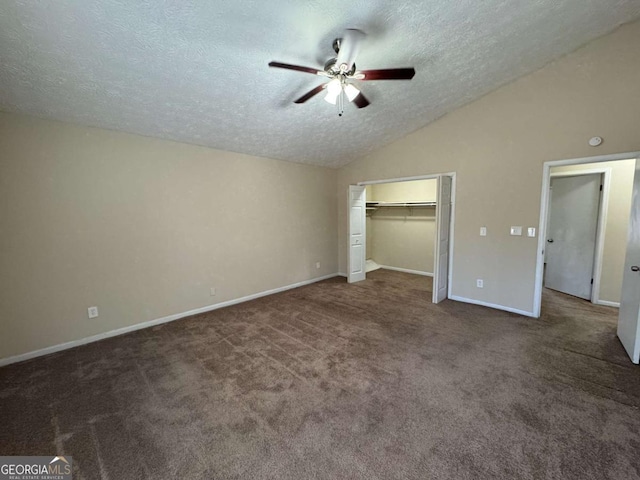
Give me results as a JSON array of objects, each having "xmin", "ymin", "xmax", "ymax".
[
  {"xmin": 591, "ymin": 278, "xmax": 594, "ymax": 285},
  {"xmin": 600, "ymin": 184, "xmax": 603, "ymax": 191}
]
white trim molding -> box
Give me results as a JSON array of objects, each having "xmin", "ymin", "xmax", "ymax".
[
  {"xmin": 449, "ymin": 295, "xmax": 536, "ymax": 317},
  {"xmin": 378, "ymin": 265, "xmax": 433, "ymax": 277},
  {"xmin": 0, "ymin": 273, "xmax": 341, "ymax": 367},
  {"xmin": 596, "ymin": 300, "xmax": 621, "ymax": 308},
  {"xmin": 357, "ymin": 172, "xmax": 457, "ymax": 186}
]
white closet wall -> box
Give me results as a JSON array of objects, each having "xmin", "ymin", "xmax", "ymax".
[
  {"xmin": 367, "ymin": 179, "xmax": 437, "ymax": 275},
  {"xmin": 366, "ymin": 185, "xmax": 374, "ymax": 260}
]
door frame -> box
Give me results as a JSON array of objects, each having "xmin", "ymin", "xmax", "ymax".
[
  {"xmin": 354, "ymin": 172, "xmax": 457, "ymax": 300},
  {"xmin": 534, "ymin": 151, "xmax": 640, "ymax": 317},
  {"xmin": 546, "ymin": 169, "xmax": 610, "ymax": 304}
]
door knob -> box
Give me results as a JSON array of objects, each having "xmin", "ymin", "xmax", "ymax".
[
  {"xmin": 547, "ymin": 239, "xmax": 554, "ymax": 243},
  {"xmin": 631, "ymin": 266, "xmax": 640, "ymax": 272}
]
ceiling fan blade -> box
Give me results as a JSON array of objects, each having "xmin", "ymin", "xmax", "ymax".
[
  {"xmin": 294, "ymin": 84, "xmax": 326, "ymax": 104},
  {"xmin": 336, "ymin": 29, "xmax": 366, "ymax": 72},
  {"xmin": 268, "ymin": 61, "xmax": 323, "ymax": 75},
  {"xmin": 353, "ymin": 92, "xmax": 370, "ymax": 109},
  {"xmin": 359, "ymin": 68, "xmax": 416, "ymax": 80}
]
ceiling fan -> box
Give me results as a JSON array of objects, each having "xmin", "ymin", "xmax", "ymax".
[{"xmin": 269, "ymin": 29, "xmax": 416, "ymax": 116}]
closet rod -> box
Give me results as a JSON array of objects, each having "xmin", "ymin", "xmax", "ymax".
[{"xmin": 366, "ymin": 201, "xmax": 436, "ymax": 207}]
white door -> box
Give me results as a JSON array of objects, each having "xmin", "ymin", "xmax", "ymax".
[
  {"xmin": 348, "ymin": 185, "xmax": 366, "ymax": 283},
  {"xmin": 433, "ymin": 176, "xmax": 452, "ymax": 303},
  {"xmin": 618, "ymin": 160, "xmax": 640, "ymax": 364},
  {"xmin": 545, "ymin": 174, "xmax": 601, "ymax": 300}
]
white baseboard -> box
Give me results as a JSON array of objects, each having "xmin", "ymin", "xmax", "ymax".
[
  {"xmin": 0, "ymin": 273, "xmax": 340, "ymax": 367},
  {"xmin": 378, "ymin": 265, "xmax": 434, "ymax": 277},
  {"xmin": 595, "ymin": 300, "xmax": 620, "ymax": 308},
  {"xmin": 337, "ymin": 272, "xmax": 347, "ymax": 277},
  {"xmin": 449, "ymin": 295, "xmax": 535, "ymax": 317}
]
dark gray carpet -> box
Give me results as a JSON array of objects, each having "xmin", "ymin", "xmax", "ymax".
[{"xmin": 1, "ymin": 269, "xmax": 639, "ymax": 479}]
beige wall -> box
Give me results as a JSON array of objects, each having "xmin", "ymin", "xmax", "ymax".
[
  {"xmin": 551, "ymin": 159, "xmax": 635, "ymax": 304},
  {"xmin": 0, "ymin": 113, "xmax": 338, "ymax": 359},
  {"xmin": 338, "ymin": 20, "xmax": 640, "ymax": 314},
  {"xmin": 367, "ymin": 180, "xmax": 437, "ymax": 273},
  {"xmin": 370, "ymin": 179, "xmax": 437, "ymax": 203}
]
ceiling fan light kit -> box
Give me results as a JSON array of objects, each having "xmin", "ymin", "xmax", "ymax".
[
  {"xmin": 323, "ymin": 78, "xmax": 361, "ymax": 116},
  {"xmin": 269, "ymin": 29, "xmax": 416, "ymax": 116},
  {"xmin": 324, "ymin": 78, "xmax": 342, "ymax": 104}
]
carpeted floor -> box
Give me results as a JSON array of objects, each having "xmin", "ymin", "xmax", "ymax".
[{"xmin": 1, "ymin": 269, "xmax": 639, "ymax": 479}]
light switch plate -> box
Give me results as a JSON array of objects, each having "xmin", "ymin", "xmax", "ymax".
[
  {"xmin": 527, "ymin": 227, "xmax": 536, "ymax": 237},
  {"xmin": 480, "ymin": 227, "xmax": 487, "ymax": 237},
  {"xmin": 510, "ymin": 226, "xmax": 523, "ymax": 236}
]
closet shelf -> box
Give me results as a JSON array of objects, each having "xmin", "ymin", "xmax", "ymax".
[{"xmin": 366, "ymin": 201, "xmax": 436, "ymax": 211}]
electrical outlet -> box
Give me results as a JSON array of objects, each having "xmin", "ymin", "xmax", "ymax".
[
  {"xmin": 210, "ymin": 287, "xmax": 216, "ymax": 296},
  {"xmin": 88, "ymin": 306, "xmax": 99, "ymax": 319},
  {"xmin": 316, "ymin": 262, "xmax": 321, "ymax": 269},
  {"xmin": 476, "ymin": 279, "xmax": 484, "ymax": 288},
  {"xmin": 480, "ymin": 227, "xmax": 487, "ymax": 237}
]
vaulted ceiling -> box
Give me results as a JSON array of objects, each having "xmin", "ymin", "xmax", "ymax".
[{"xmin": 1, "ymin": 1, "xmax": 639, "ymax": 167}]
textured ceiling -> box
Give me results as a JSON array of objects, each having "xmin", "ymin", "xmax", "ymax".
[{"xmin": 1, "ymin": 1, "xmax": 639, "ymax": 167}]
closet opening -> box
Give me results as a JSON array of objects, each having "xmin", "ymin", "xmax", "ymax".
[{"xmin": 348, "ymin": 174, "xmax": 455, "ymax": 304}]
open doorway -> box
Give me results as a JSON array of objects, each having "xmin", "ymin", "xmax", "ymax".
[
  {"xmin": 542, "ymin": 160, "xmax": 634, "ymax": 307},
  {"xmin": 535, "ymin": 153, "xmax": 640, "ymax": 363},
  {"xmin": 348, "ymin": 174, "xmax": 455, "ymax": 304}
]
